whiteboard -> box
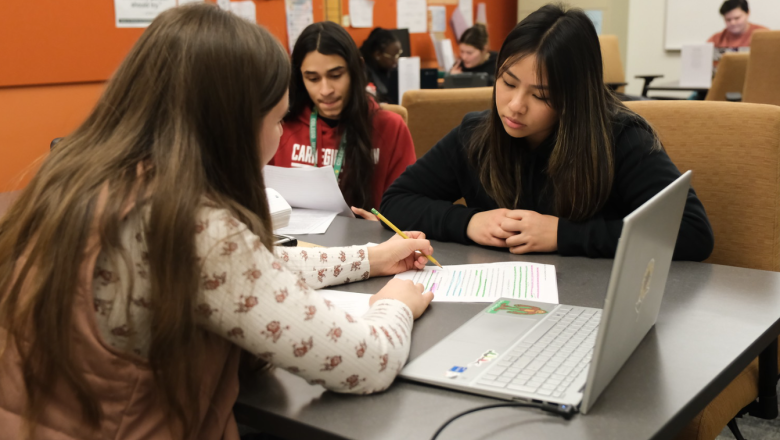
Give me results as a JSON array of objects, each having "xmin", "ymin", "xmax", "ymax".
[{"xmin": 665, "ymin": 0, "xmax": 780, "ymax": 50}]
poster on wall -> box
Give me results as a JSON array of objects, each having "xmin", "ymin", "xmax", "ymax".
[
  {"xmin": 286, "ymin": 0, "xmax": 314, "ymax": 52},
  {"xmin": 397, "ymin": 0, "xmax": 427, "ymax": 33},
  {"xmin": 114, "ymin": 0, "xmax": 177, "ymax": 28}
]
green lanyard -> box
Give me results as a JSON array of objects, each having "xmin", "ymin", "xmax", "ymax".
[{"xmin": 309, "ymin": 109, "xmax": 346, "ymax": 179}]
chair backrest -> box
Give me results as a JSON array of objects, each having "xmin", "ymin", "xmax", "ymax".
[
  {"xmin": 705, "ymin": 52, "xmax": 750, "ymax": 101},
  {"xmin": 599, "ymin": 35, "xmax": 626, "ymax": 94},
  {"xmin": 379, "ymin": 103, "xmax": 408, "ymax": 125},
  {"xmin": 401, "ymin": 88, "xmax": 493, "ymax": 158},
  {"xmin": 626, "ymin": 101, "xmax": 780, "ymax": 271},
  {"xmin": 742, "ymin": 30, "xmax": 780, "ymax": 106}
]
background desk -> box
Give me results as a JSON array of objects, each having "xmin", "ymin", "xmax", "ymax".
[{"xmin": 235, "ymin": 217, "xmax": 780, "ymax": 440}]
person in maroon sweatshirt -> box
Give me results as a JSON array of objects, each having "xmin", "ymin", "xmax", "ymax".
[{"xmin": 271, "ymin": 22, "xmax": 416, "ymax": 219}]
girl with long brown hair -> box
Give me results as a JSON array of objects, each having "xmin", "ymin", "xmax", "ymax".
[
  {"xmin": 0, "ymin": 4, "xmax": 434, "ymax": 439},
  {"xmin": 381, "ymin": 4, "xmax": 714, "ymax": 261}
]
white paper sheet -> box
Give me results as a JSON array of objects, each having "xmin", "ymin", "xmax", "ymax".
[
  {"xmin": 680, "ymin": 43, "xmax": 714, "ymax": 88},
  {"xmin": 431, "ymin": 37, "xmax": 455, "ymax": 71},
  {"xmin": 397, "ymin": 0, "xmax": 427, "ymax": 34},
  {"xmin": 397, "ymin": 56, "xmax": 421, "ymax": 105},
  {"xmin": 428, "ymin": 6, "xmax": 447, "ymax": 32},
  {"xmin": 114, "ymin": 0, "xmax": 176, "ymax": 28},
  {"xmin": 450, "ymin": 7, "xmax": 469, "ymax": 40},
  {"xmin": 230, "ymin": 1, "xmax": 256, "ymax": 23},
  {"xmin": 216, "ymin": 0, "xmax": 230, "ymax": 10},
  {"xmin": 475, "ymin": 2, "xmax": 486, "ymax": 24},
  {"xmin": 286, "ymin": 0, "xmax": 314, "ymax": 52},
  {"xmin": 178, "ymin": 0, "xmax": 204, "ymax": 5},
  {"xmin": 317, "ymin": 289, "xmax": 372, "ymax": 316},
  {"xmin": 458, "ymin": 0, "xmax": 473, "ymax": 27},
  {"xmin": 349, "ymin": 0, "xmax": 374, "ymax": 28},
  {"xmin": 275, "ymin": 209, "xmax": 338, "ymax": 235},
  {"xmin": 263, "ymin": 165, "xmax": 354, "ymax": 218},
  {"xmin": 395, "ymin": 262, "xmax": 559, "ymax": 304}
]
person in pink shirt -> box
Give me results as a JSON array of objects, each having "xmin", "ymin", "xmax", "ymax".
[{"xmin": 708, "ymin": 0, "xmax": 768, "ymax": 48}]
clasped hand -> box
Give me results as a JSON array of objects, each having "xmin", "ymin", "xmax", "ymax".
[{"xmin": 466, "ymin": 208, "xmax": 559, "ymax": 254}]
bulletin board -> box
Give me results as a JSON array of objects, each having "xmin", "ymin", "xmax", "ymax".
[{"xmin": 1, "ymin": 0, "xmax": 514, "ymax": 88}]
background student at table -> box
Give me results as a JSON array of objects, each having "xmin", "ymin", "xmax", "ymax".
[
  {"xmin": 0, "ymin": 5, "xmax": 435, "ymax": 439},
  {"xmin": 270, "ymin": 22, "xmax": 416, "ymax": 219},
  {"xmin": 707, "ymin": 0, "xmax": 767, "ymax": 48},
  {"xmin": 381, "ymin": 4, "xmax": 714, "ymax": 261},
  {"xmin": 449, "ymin": 24, "xmax": 498, "ymax": 86},
  {"xmin": 360, "ymin": 27, "xmax": 403, "ymax": 104}
]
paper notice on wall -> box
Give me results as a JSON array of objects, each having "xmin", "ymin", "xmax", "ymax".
[
  {"xmin": 114, "ymin": 0, "xmax": 176, "ymax": 28},
  {"xmin": 584, "ymin": 9, "xmax": 603, "ymax": 35},
  {"xmin": 216, "ymin": 0, "xmax": 231, "ymax": 10},
  {"xmin": 398, "ymin": 56, "xmax": 421, "ymax": 104},
  {"xmin": 397, "ymin": 0, "xmax": 427, "ymax": 34},
  {"xmin": 349, "ymin": 0, "xmax": 374, "ymax": 28},
  {"xmin": 230, "ymin": 1, "xmax": 256, "ymax": 23},
  {"xmin": 458, "ymin": 0, "xmax": 473, "ymax": 27},
  {"xmin": 286, "ymin": 0, "xmax": 314, "ymax": 52},
  {"xmin": 177, "ymin": 0, "xmax": 204, "ymax": 5},
  {"xmin": 450, "ymin": 7, "xmax": 468, "ymax": 40},
  {"xmin": 428, "ymin": 5, "xmax": 447, "ymax": 32},
  {"xmin": 476, "ymin": 2, "xmax": 486, "ymax": 24}
]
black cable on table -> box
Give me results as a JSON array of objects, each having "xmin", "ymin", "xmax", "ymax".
[{"xmin": 431, "ymin": 401, "xmax": 574, "ymax": 440}]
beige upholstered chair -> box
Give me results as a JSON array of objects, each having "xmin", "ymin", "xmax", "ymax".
[
  {"xmin": 599, "ymin": 35, "xmax": 626, "ymax": 93},
  {"xmin": 742, "ymin": 31, "xmax": 780, "ymax": 106},
  {"xmin": 626, "ymin": 100, "xmax": 780, "ymax": 440},
  {"xmin": 401, "ymin": 88, "xmax": 493, "ymax": 158},
  {"xmin": 379, "ymin": 103, "xmax": 408, "ymax": 125},
  {"xmin": 705, "ymin": 52, "xmax": 749, "ymax": 101}
]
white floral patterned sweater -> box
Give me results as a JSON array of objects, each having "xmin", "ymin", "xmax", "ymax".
[{"xmin": 91, "ymin": 206, "xmax": 413, "ymax": 394}]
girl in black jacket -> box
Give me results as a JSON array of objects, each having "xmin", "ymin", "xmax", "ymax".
[{"xmin": 381, "ymin": 4, "xmax": 714, "ymax": 261}]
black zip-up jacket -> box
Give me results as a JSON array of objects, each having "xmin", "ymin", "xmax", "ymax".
[{"xmin": 380, "ymin": 111, "xmax": 714, "ymax": 261}]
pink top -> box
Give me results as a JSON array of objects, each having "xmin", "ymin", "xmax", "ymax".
[{"xmin": 708, "ymin": 23, "xmax": 768, "ymax": 48}]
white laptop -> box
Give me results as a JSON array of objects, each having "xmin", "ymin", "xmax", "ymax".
[{"xmin": 400, "ymin": 171, "xmax": 692, "ymax": 414}]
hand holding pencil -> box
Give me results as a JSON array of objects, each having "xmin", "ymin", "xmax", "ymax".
[{"xmin": 371, "ymin": 208, "xmax": 443, "ymax": 269}]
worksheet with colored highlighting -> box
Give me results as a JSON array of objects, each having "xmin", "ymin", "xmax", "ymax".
[{"xmin": 394, "ymin": 262, "xmax": 558, "ymax": 304}]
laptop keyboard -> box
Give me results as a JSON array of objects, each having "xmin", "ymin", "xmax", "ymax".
[{"xmin": 477, "ymin": 306, "xmax": 601, "ymax": 398}]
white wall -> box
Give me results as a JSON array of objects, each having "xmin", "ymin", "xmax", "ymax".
[{"xmin": 625, "ymin": 0, "xmax": 688, "ymax": 98}]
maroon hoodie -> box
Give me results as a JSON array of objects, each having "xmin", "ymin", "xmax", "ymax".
[{"xmin": 271, "ymin": 99, "xmax": 416, "ymax": 208}]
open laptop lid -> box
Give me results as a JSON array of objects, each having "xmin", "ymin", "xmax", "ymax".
[{"xmin": 580, "ymin": 171, "xmax": 692, "ymax": 414}]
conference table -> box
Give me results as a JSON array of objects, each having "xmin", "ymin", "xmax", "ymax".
[{"xmin": 234, "ymin": 216, "xmax": 780, "ymax": 440}]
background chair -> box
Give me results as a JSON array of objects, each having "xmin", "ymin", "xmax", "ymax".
[
  {"xmin": 379, "ymin": 103, "xmax": 408, "ymax": 125},
  {"xmin": 401, "ymin": 88, "xmax": 493, "ymax": 158},
  {"xmin": 598, "ymin": 35, "xmax": 627, "ymax": 93},
  {"xmin": 626, "ymin": 100, "xmax": 780, "ymax": 440},
  {"xmin": 742, "ymin": 31, "xmax": 780, "ymax": 106},
  {"xmin": 705, "ymin": 52, "xmax": 750, "ymax": 102}
]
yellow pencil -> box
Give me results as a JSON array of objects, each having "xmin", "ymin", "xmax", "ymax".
[{"xmin": 371, "ymin": 208, "xmax": 443, "ymax": 269}]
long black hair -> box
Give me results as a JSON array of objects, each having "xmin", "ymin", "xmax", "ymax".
[
  {"xmin": 289, "ymin": 21, "xmax": 376, "ymax": 209},
  {"xmin": 467, "ymin": 4, "xmax": 659, "ymax": 221}
]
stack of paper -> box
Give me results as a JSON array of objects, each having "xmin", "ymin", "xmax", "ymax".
[{"xmin": 266, "ymin": 188, "xmax": 292, "ymax": 230}]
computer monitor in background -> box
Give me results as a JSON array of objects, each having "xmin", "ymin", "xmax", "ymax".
[
  {"xmin": 388, "ymin": 28, "xmax": 411, "ymax": 58},
  {"xmin": 443, "ymin": 72, "xmax": 490, "ymax": 89}
]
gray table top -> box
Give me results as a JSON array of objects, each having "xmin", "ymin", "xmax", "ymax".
[{"xmin": 235, "ymin": 217, "xmax": 780, "ymax": 440}]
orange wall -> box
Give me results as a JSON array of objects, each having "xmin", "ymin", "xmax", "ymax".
[
  {"xmin": 0, "ymin": 82, "xmax": 106, "ymax": 191},
  {"xmin": 0, "ymin": 0, "xmax": 517, "ymax": 191}
]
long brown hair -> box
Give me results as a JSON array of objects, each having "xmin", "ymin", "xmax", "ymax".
[
  {"xmin": 0, "ymin": 3, "xmax": 289, "ymax": 437},
  {"xmin": 468, "ymin": 4, "xmax": 659, "ymax": 221}
]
